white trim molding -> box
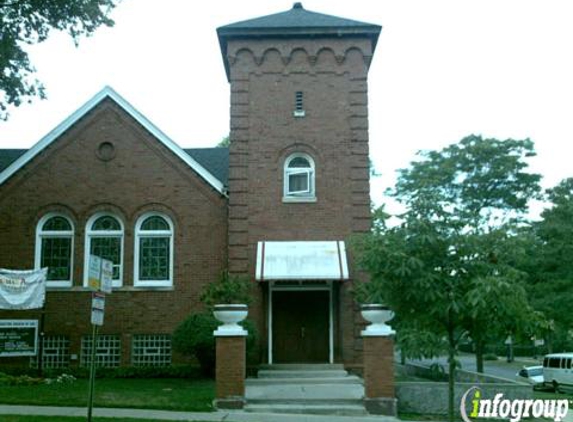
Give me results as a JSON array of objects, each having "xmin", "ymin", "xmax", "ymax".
[{"xmin": 0, "ymin": 86, "xmax": 226, "ymax": 195}]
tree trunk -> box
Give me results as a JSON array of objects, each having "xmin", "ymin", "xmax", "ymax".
[
  {"xmin": 448, "ymin": 331, "xmax": 456, "ymax": 422},
  {"xmin": 475, "ymin": 338, "xmax": 484, "ymax": 373}
]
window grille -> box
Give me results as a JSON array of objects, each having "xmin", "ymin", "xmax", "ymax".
[
  {"xmin": 81, "ymin": 335, "xmax": 121, "ymax": 367},
  {"xmin": 30, "ymin": 336, "xmax": 70, "ymax": 369},
  {"xmin": 132, "ymin": 335, "xmax": 172, "ymax": 367}
]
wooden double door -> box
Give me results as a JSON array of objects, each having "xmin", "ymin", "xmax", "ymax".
[{"xmin": 272, "ymin": 290, "xmax": 330, "ymax": 363}]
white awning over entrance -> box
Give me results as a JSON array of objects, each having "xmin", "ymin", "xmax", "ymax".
[{"xmin": 255, "ymin": 241, "xmax": 349, "ymax": 281}]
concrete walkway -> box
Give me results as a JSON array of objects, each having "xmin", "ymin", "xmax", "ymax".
[{"xmin": 0, "ymin": 405, "xmax": 404, "ymax": 422}]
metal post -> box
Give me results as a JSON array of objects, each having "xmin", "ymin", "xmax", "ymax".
[
  {"xmin": 37, "ymin": 307, "xmax": 46, "ymax": 377},
  {"xmin": 87, "ymin": 324, "xmax": 98, "ymax": 422}
]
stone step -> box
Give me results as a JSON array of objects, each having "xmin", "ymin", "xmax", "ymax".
[
  {"xmin": 258, "ymin": 363, "xmax": 345, "ymax": 370},
  {"xmin": 257, "ymin": 369, "xmax": 349, "ymax": 379},
  {"xmin": 247, "ymin": 375, "xmax": 362, "ymax": 385},
  {"xmin": 244, "ymin": 403, "xmax": 369, "ymax": 416},
  {"xmin": 246, "ymin": 383, "xmax": 364, "ymax": 401}
]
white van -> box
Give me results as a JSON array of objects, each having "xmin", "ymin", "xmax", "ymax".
[{"xmin": 543, "ymin": 353, "xmax": 573, "ymax": 392}]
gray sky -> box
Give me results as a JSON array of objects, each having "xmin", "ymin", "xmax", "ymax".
[{"xmin": 1, "ymin": 0, "xmax": 572, "ymax": 216}]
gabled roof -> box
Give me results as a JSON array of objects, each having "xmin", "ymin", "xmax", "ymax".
[
  {"xmin": 217, "ymin": 3, "xmax": 382, "ymax": 80},
  {"xmin": 184, "ymin": 147, "xmax": 229, "ymax": 186},
  {"xmin": 0, "ymin": 87, "xmax": 227, "ymax": 195},
  {"xmin": 0, "ymin": 147, "xmax": 229, "ymax": 187},
  {"xmin": 0, "ymin": 149, "xmax": 26, "ymax": 172}
]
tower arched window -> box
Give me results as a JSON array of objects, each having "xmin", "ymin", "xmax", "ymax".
[{"xmin": 284, "ymin": 153, "xmax": 315, "ymax": 200}]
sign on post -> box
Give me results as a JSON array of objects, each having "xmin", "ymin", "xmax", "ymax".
[
  {"xmin": 86, "ymin": 256, "xmax": 112, "ymax": 422},
  {"xmin": 91, "ymin": 292, "xmax": 105, "ymax": 326},
  {"xmin": 88, "ymin": 255, "xmax": 113, "ymax": 294},
  {"xmin": 0, "ymin": 320, "xmax": 38, "ymax": 357}
]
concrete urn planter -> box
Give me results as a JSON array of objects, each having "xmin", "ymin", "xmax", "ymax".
[
  {"xmin": 213, "ymin": 304, "xmax": 248, "ymax": 336},
  {"xmin": 361, "ymin": 304, "xmax": 395, "ymax": 336}
]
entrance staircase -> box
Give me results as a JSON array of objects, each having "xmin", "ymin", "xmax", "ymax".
[{"xmin": 245, "ymin": 364, "xmax": 367, "ymax": 416}]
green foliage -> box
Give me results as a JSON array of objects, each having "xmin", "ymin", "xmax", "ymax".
[
  {"xmin": 483, "ymin": 353, "xmax": 498, "ymax": 361},
  {"xmin": 352, "ymin": 278, "xmax": 386, "ymax": 304},
  {"xmin": 0, "ymin": 372, "xmax": 43, "ymax": 386},
  {"xmin": 199, "ymin": 271, "xmax": 252, "ymax": 307},
  {"xmin": 522, "ymin": 178, "xmax": 573, "ymax": 350},
  {"xmin": 428, "ymin": 363, "xmax": 447, "ymax": 381},
  {"xmin": 355, "ymin": 135, "xmax": 542, "ymax": 422},
  {"xmin": 172, "ymin": 312, "xmax": 258, "ymax": 377},
  {"xmin": 217, "ymin": 135, "xmax": 230, "ymax": 147},
  {"xmin": 391, "ymin": 135, "xmax": 542, "ymax": 227},
  {"xmin": 0, "ymin": 0, "xmax": 118, "ymax": 119}
]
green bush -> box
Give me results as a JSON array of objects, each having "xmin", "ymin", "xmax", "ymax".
[
  {"xmin": 172, "ymin": 312, "xmax": 258, "ymax": 377},
  {"xmin": 200, "ymin": 271, "xmax": 252, "ymax": 307},
  {"xmin": 483, "ymin": 352, "xmax": 498, "ymax": 361},
  {"xmin": 0, "ymin": 372, "xmax": 43, "ymax": 386}
]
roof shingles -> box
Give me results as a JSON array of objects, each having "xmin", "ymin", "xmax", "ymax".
[{"xmin": 0, "ymin": 147, "xmax": 229, "ymax": 187}]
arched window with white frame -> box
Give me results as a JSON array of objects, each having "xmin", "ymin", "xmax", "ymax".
[
  {"xmin": 84, "ymin": 214, "xmax": 124, "ymax": 288},
  {"xmin": 134, "ymin": 213, "xmax": 174, "ymax": 287},
  {"xmin": 284, "ymin": 153, "xmax": 315, "ymax": 200},
  {"xmin": 35, "ymin": 213, "xmax": 74, "ymax": 287}
]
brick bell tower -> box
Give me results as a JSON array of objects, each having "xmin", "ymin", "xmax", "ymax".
[{"xmin": 217, "ymin": 4, "xmax": 381, "ymax": 367}]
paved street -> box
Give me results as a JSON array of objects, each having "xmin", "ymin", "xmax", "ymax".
[{"xmin": 407, "ymin": 353, "xmax": 542, "ymax": 381}]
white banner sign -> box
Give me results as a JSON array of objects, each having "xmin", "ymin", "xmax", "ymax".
[{"xmin": 0, "ymin": 268, "xmax": 47, "ymax": 310}]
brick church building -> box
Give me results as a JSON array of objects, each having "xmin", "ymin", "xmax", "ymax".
[{"xmin": 0, "ymin": 4, "xmax": 381, "ymax": 370}]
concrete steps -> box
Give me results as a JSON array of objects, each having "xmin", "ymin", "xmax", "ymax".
[{"xmin": 245, "ymin": 364, "xmax": 367, "ymax": 416}]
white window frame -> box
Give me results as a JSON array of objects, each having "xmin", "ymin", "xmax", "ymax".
[
  {"xmin": 35, "ymin": 213, "xmax": 74, "ymax": 288},
  {"xmin": 134, "ymin": 212, "xmax": 174, "ymax": 288},
  {"xmin": 283, "ymin": 153, "xmax": 316, "ymax": 201},
  {"xmin": 83, "ymin": 213, "xmax": 124, "ymax": 288}
]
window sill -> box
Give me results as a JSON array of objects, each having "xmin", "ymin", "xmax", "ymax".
[
  {"xmin": 282, "ymin": 196, "xmax": 317, "ymax": 203},
  {"xmin": 47, "ymin": 286, "xmax": 174, "ymax": 292}
]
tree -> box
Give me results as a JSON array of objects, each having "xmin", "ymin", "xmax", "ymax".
[
  {"xmin": 525, "ymin": 178, "xmax": 573, "ymax": 351},
  {"xmin": 354, "ymin": 135, "xmax": 541, "ymax": 422},
  {"xmin": 0, "ymin": 0, "xmax": 118, "ymax": 120},
  {"xmin": 217, "ymin": 135, "xmax": 230, "ymax": 147}
]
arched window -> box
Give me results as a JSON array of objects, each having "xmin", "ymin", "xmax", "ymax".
[
  {"xmin": 84, "ymin": 214, "xmax": 124, "ymax": 288},
  {"xmin": 284, "ymin": 153, "xmax": 315, "ymax": 200},
  {"xmin": 134, "ymin": 213, "xmax": 174, "ymax": 287},
  {"xmin": 35, "ymin": 213, "xmax": 74, "ymax": 287}
]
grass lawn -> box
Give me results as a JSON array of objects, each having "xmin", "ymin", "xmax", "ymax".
[{"xmin": 0, "ymin": 378, "xmax": 214, "ymax": 412}]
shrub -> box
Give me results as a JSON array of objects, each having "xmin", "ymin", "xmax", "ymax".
[
  {"xmin": 200, "ymin": 271, "xmax": 252, "ymax": 307},
  {"xmin": 484, "ymin": 352, "xmax": 498, "ymax": 361},
  {"xmin": 172, "ymin": 312, "xmax": 258, "ymax": 377}
]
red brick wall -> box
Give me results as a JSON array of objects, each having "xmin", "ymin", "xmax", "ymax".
[
  {"xmin": 0, "ymin": 99, "xmax": 228, "ymax": 365},
  {"xmin": 363, "ymin": 336, "xmax": 395, "ymax": 398},
  {"xmin": 225, "ymin": 38, "xmax": 374, "ymax": 365},
  {"xmin": 215, "ymin": 336, "xmax": 246, "ymax": 407}
]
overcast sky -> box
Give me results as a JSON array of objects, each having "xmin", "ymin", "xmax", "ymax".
[{"xmin": 1, "ymin": 0, "xmax": 572, "ymax": 216}]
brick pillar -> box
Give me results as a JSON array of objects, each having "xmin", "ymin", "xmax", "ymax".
[
  {"xmin": 214, "ymin": 327, "xmax": 247, "ymax": 409},
  {"xmin": 362, "ymin": 319, "xmax": 397, "ymax": 415}
]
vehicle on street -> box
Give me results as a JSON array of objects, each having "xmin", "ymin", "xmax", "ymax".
[
  {"xmin": 542, "ymin": 353, "xmax": 573, "ymax": 392},
  {"xmin": 516, "ymin": 365, "xmax": 544, "ymax": 388}
]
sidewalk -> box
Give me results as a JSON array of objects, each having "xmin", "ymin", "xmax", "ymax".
[{"xmin": 0, "ymin": 405, "xmax": 404, "ymax": 422}]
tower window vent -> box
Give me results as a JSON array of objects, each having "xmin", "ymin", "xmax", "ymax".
[{"xmin": 293, "ymin": 91, "xmax": 305, "ymax": 117}]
